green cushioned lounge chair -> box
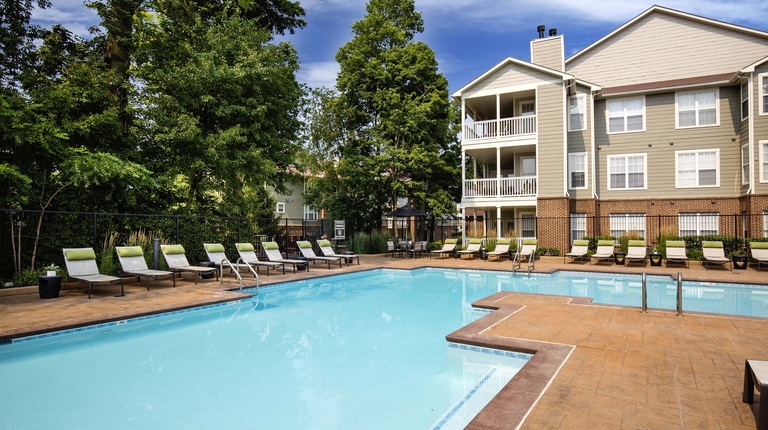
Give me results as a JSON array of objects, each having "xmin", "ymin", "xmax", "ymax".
[
  {"xmin": 625, "ymin": 240, "xmax": 647, "ymax": 266},
  {"xmin": 204, "ymin": 243, "xmax": 260, "ymax": 279},
  {"xmin": 750, "ymin": 242, "xmax": 768, "ymax": 272},
  {"xmin": 457, "ymin": 238, "xmax": 483, "ymax": 259},
  {"xmin": 160, "ymin": 244, "xmax": 218, "ymax": 284},
  {"xmin": 262, "ymin": 241, "xmax": 308, "ymax": 273},
  {"xmin": 317, "ymin": 240, "xmax": 359, "ymax": 266},
  {"xmin": 486, "ymin": 239, "xmax": 511, "ymax": 261},
  {"xmin": 429, "ymin": 238, "xmax": 457, "ymax": 259},
  {"xmin": 235, "ymin": 243, "xmax": 285, "ymax": 275},
  {"xmin": 63, "ymin": 247, "xmax": 125, "ymax": 299},
  {"xmin": 590, "ymin": 240, "xmax": 615, "ymax": 266},
  {"xmin": 665, "ymin": 241, "xmax": 689, "ymax": 268},
  {"xmin": 296, "ymin": 241, "xmax": 342, "ymax": 269},
  {"xmin": 564, "ymin": 240, "xmax": 590, "ymax": 263},
  {"xmin": 702, "ymin": 241, "xmax": 731, "ymax": 271},
  {"xmin": 116, "ymin": 246, "xmax": 175, "ymax": 290}
]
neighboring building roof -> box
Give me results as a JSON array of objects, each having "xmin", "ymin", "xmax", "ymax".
[
  {"xmin": 566, "ymin": 5, "xmax": 768, "ymax": 65},
  {"xmin": 452, "ymin": 57, "xmax": 600, "ymax": 100},
  {"xmin": 600, "ymin": 72, "xmax": 735, "ymax": 96}
]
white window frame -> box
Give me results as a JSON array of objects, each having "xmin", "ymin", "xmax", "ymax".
[
  {"xmin": 679, "ymin": 212, "xmax": 719, "ymax": 236},
  {"xmin": 606, "ymin": 96, "xmax": 645, "ymax": 134},
  {"xmin": 607, "ymin": 153, "xmax": 647, "ymax": 190},
  {"xmin": 763, "ymin": 210, "xmax": 768, "ymax": 238},
  {"xmin": 760, "ymin": 73, "xmax": 768, "ymax": 116},
  {"xmin": 609, "ymin": 213, "xmax": 646, "ymax": 239},
  {"xmin": 568, "ymin": 152, "xmax": 588, "ymax": 189},
  {"xmin": 761, "ymin": 141, "xmax": 768, "ymax": 183},
  {"xmin": 742, "ymin": 144, "xmax": 750, "ymax": 186},
  {"xmin": 568, "ymin": 94, "xmax": 586, "ymax": 131},
  {"xmin": 570, "ymin": 213, "xmax": 587, "ymax": 240},
  {"xmin": 304, "ymin": 205, "xmax": 318, "ymax": 220},
  {"xmin": 741, "ymin": 82, "xmax": 749, "ymax": 121},
  {"xmin": 276, "ymin": 202, "xmax": 285, "ymax": 214},
  {"xmin": 675, "ymin": 88, "xmax": 719, "ymax": 128},
  {"xmin": 675, "ymin": 149, "xmax": 720, "ymax": 188}
]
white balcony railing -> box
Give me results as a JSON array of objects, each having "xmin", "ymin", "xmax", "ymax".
[
  {"xmin": 462, "ymin": 116, "xmax": 536, "ymax": 142},
  {"xmin": 464, "ymin": 177, "xmax": 537, "ymax": 199}
]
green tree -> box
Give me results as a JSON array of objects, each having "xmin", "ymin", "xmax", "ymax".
[{"xmin": 305, "ymin": 0, "xmax": 460, "ymax": 231}]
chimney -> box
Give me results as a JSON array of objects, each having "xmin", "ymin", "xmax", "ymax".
[
  {"xmin": 549, "ymin": 28, "xmax": 557, "ymax": 37},
  {"xmin": 537, "ymin": 25, "xmax": 545, "ymax": 39},
  {"xmin": 530, "ymin": 25, "xmax": 565, "ymax": 71}
]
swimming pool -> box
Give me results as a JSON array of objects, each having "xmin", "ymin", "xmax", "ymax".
[{"xmin": 0, "ymin": 268, "xmax": 530, "ymax": 430}]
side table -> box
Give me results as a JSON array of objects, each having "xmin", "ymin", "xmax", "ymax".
[
  {"xmin": 733, "ymin": 254, "xmax": 748, "ymax": 270},
  {"xmin": 38, "ymin": 275, "xmax": 62, "ymax": 299},
  {"xmin": 649, "ymin": 252, "xmax": 663, "ymax": 266}
]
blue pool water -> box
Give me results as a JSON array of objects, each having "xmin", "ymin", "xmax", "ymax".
[
  {"xmin": 2, "ymin": 268, "xmax": 767, "ymax": 430},
  {"xmin": 0, "ymin": 269, "xmax": 529, "ymax": 430}
]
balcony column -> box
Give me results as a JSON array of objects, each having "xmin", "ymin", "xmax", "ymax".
[
  {"xmin": 496, "ymin": 94, "xmax": 501, "ymax": 139},
  {"xmin": 496, "ymin": 206, "xmax": 502, "ymax": 238},
  {"xmin": 496, "ymin": 146, "xmax": 501, "ymax": 198},
  {"xmin": 461, "ymin": 149, "xmax": 466, "ymax": 200}
]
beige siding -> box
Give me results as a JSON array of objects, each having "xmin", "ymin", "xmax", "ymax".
[
  {"xmin": 537, "ymin": 82, "xmax": 566, "ymax": 197},
  {"xmin": 755, "ymin": 63, "xmax": 768, "ymax": 194},
  {"xmin": 567, "ymin": 86, "xmax": 592, "ymax": 199},
  {"xmin": 464, "ymin": 64, "xmax": 560, "ymax": 97},
  {"xmin": 567, "ymin": 13, "xmax": 768, "ymax": 88},
  {"xmin": 274, "ymin": 181, "xmax": 305, "ymax": 219},
  {"xmin": 531, "ymin": 36, "xmax": 564, "ymax": 72},
  {"xmin": 596, "ymin": 87, "xmax": 743, "ymax": 199}
]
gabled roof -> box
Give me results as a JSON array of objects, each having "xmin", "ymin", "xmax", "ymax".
[
  {"xmin": 740, "ymin": 54, "xmax": 768, "ymax": 74},
  {"xmin": 566, "ymin": 5, "xmax": 768, "ymax": 65},
  {"xmin": 452, "ymin": 57, "xmax": 600, "ymax": 100}
]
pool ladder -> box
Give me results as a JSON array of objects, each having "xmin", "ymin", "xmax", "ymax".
[
  {"xmin": 216, "ymin": 258, "xmax": 260, "ymax": 292},
  {"xmin": 641, "ymin": 271, "xmax": 683, "ymax": 316},
  {"xmin": 511, "ymin": 249, "xmax": 536, "ymax": 276}
]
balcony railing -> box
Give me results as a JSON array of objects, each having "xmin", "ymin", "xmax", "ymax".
[
  {"xmin": 462, "ymin": 116, "xmax": 536, "ymax": 142},
  {"xmin": 464, "ymin": 177, "xmax": 537, "ymax": 199}
]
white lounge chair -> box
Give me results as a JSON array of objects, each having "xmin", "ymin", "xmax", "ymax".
[
  {"xmin": 63, "ymin": 247, "xmax": 124, "ymax": 299},
  {"xmin": 457, "ymin": 238, "xmax": 482, "ymax": 259},
  {"xmin": 665, "ymin": 240, "xmax": 689, "ymax": 268},
  {"xmin": 702, "ymin": 241, "xmax": 731, "ymax": 271},
  {"xmin": 116, "ymin": 245, "xmax": 175, "ymax": 290},
  {"xmin": 204, "ymin": 243, "xmax": 259, "ymax": 278},
  {"xmin": 429, "ymin": 238, "xmax": 457, "ymax": 259},
  {"xmin": 518, "ymin": 239, "xmax": 538, "ymax": 262},
  {"xmin": 625, "ymin": 240, "xmax": 647, "ymax": 266},
  {"xmin": 750, "ymin": 242, "xmax": 768, "ymax": 271},
  {"xmin": 235, "ymin": 243, "xmax": 286, "ymax": 275},
  {"xmin": 160, "ymin": 244, "xmax": 218, "ymax": 284},
  {"xmin": 590, "ymin": 240, "xmax": 614, "ymax": 265},
  {"xmin": 262, "ymin": 241, "xmax": 308, "ymax": 273},
  {"xmin": 317, "ymin": 239, "xmax": 359, "ymax": 265},
  {"xmin": 297, "ymin": 241, "xmax": 342, "ymax": 269},
  {"xmin": 486, "ymin": 239, "xmax": 511, "ymax": 261},
  {"xmin": 564, "ymin": 239, "xmax": 589, "ymax": 263}
]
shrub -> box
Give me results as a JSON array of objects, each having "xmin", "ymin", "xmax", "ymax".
[
  {"xmin": 99, "ymin": 232, "xmax": 120, "ymax": 275},
  {"xmin": 349, "ymin": 231, "xmax": 388, "ymax": 254}
]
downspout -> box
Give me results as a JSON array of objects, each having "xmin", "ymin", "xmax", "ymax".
[
  {"xmin": 748, "ymin": 74, "xmax": 755, "ymax": 195},
  {"xmin": 563, "ymin": 79, "xmax": 572, "ymax": 199},
  {"xmin": 591, "ymin": 90, "xmax": 599, "ymax": 201}
]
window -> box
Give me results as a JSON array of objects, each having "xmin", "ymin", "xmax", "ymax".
[
  {"xmin": 304, "ymin": 205, "xmax": 318, "ymax": 220},
  {"xmin": 741, "ymin": 82, "xmax": 749, "ymax": 121},
  {"xmin": 679, "ymin": 213, "xmax": 719, "ymax": 236},
  {"xmin": 760, "ymin": 74, "xmax": 768, "ymax": 115},
  {"xmin": 570, "ymin": 213, "xmax": 587, "ymax": 240},
  {"xmin": 568, "ymin": 153, "xmax": 587, "ymax": 189},
  {"xmin": 276, "ymin": 202, "xmax": 285, "ymax": 213},
  {"xmin": 521, "ymin": 156, "xmax": 536, "ymax": 176},
  {"xmin": 568, "ymin": 95, "xmax": 586, "ymax": 131},
  {"xmin": 520, "ymin": 214, "xmax": 536, "ymax": 238},
  {"xmin": 761, "ymin": 141, "xmax": 768, "ymax": 182},
  {"xmin": 675, "ymin": 149, "xmax": 719, "ymax": 187},
  {"xmin": 607, "ymin": 154, "xmax": 646, "ymax": 190},
  {"xmin": 607, "ymin": 97, "xmax": 644, "ymax": 133},
  {"xmin": 742, "ymin": 144, "xmax": 750, "ymax": 185},
  {"xmin": 609, "ymin": 213, "xmax": 646, "ymax": 239},
  {"xmin": 764, "ymin": 211, "xmax": 768, "ymax": 238},
  {"xmin": 676, "ymin": 89, "xmax": 718, "ymax": 128}
]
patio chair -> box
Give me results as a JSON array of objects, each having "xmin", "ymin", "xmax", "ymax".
[
  {"xmin": 518, "ymin": 239, "xmax": 538, "ymax": 262},
  {"xmin": 262, "ymin": 241, "xmax": 308, "ymax": 273},
  {"xmin": 235, "ymin": 243, "xmax": 285, "ymax": 275},
  {"xmin": 590, "ymin": 240, "xmax": 615, "ymax": 265},
  {"xmin": 115, "ymin": 246, "xmax": 175, "ymax": 290},
  {"xmin": 204, "ymin": 243, "xmax": 259, "ymax": 278},
  {"xmin": 702, "ymin": 241, "xmax": 731, "ymax": 271},
  {"xmin": 386, "ymin": 241, "xmax": 401, "ymax": 258},
  {"xmin": 665, "ymin": 240, "xmax": 689, "ymax": 268},
  {"xmin": 296, "ymin": 241, "xmax": 342, "ymax": 269},
  {"xmin": 457, "ymin": 238, "xmax": 483, "ymax": 259},
  {"xmin": 564, "ymin": 239, "xmax": 589, "ymax": 263},
  {"xmin": 63, "ymin": 247, "xmax": 125, "ymax": 299},
  {"xmin": 625, "ymin": 240, "xmax": 647, "ymax": 266},
  {"xmin": 750, "ymin": 242, "xmax": 768, "ymax": 272},
  {"xmin": 160, "ymin": 244, "xmax": 219, "ymax": 284},
  {"xmin": 429, "ymin": 238, "xmax": 457, "ymax": 259},
  {"xmin": 317, "ymin": 239, "xmax": 359, "ymax": 265},
  {"xmin": 486, "ymin": 239, "xmax": 511, "ymax": 261},
  {"xmin": 408, "ymin": 240, "xmax": 426, "ymax": 258}
]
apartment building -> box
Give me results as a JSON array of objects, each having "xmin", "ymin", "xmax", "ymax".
[{"xmin": 452, "ymin": 5, "xmax": 768, "ymax": 249}]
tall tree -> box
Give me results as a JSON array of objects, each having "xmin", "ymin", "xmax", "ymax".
[{"xmin": 305, "ymin": 0, "xmax": 460, "ymax": 231}]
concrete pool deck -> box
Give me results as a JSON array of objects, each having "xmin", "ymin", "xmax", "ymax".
[{"xmin": 2, "ymin": 254, "xmax": 767, "ymax": 429}]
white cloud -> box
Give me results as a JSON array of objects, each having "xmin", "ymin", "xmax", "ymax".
[
  {"xmin": 298, "ymin": 61, "xmax": 339, "ymax": 89},
  {"xmin": 31, "ymin": 0, "xmax": 99, "ymax": 38}
]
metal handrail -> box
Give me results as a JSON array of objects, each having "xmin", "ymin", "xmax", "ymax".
[
  {"xmin": 676, "ymin": 272, "xmax": 683, "ymax": 316},
  {"xmin": 641, "ymin": 272, "xmax": 647, "ymax": 312},
  {"xmin": 527, "ymin": 249, "xmax": 536, "ymax": 275},
  {"xmin": 216, "ymin": 258, "xmax": 260, "ymax": 291}
]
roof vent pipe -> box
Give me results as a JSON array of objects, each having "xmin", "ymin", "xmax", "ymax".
[
  {"xmin": 537, "ymin": 25, "xmax": 545, "ymax": 38},
  {"xmin": 549, "ymin": 28, "xmax": 557, "ymax": 37}
]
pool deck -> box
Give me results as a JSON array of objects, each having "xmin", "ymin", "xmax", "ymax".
[{"xmin": 2, "ymin": 254, "xmax": 768, "ymax": 429}]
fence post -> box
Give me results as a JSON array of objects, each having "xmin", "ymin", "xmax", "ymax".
[
  {"xmin": 93, "ymin": 212, "xmax": 98, "ymax": 249},
  {"xmin": 153, "ymin": 238, "xmax": 159, "ymax": 270}
]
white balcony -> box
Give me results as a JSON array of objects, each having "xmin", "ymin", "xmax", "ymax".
[
  {"xmin": 464, "ymin": 177, "xmax": 537, "ymax": 199},
  {"xmin": 462, "ymin": 116, "xmax": 536, "ymax": 142}
]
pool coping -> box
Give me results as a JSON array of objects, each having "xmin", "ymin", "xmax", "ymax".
[{"xmin": 446, "ymin": 292, "xmax": 577, "ymax": 430}]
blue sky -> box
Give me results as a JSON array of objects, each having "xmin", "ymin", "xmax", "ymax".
[{"xmin": 32, "ymin": 1, "xmax": 768, "ymax": 94}]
